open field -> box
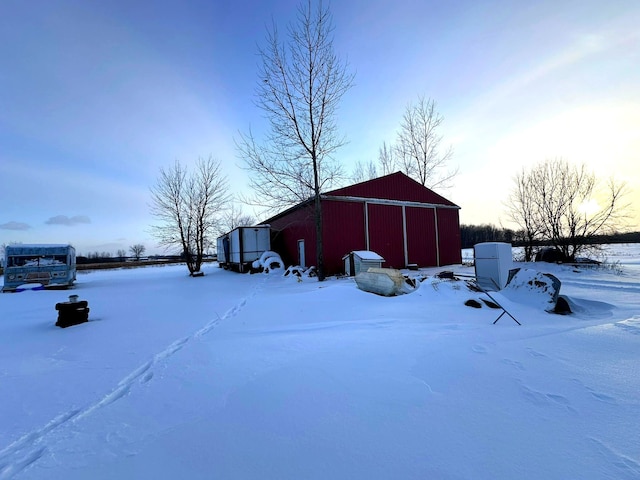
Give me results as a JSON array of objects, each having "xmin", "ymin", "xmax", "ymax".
[{"xmin": 1, "ymin": 244, "xmax": 639, "ymax": 479}]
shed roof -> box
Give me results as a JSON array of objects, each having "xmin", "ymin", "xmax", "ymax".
[{"xmin": 344, "ymin": 250, "xmax": 384, "ymax": 261}]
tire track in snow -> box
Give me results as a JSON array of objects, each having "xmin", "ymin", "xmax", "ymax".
[
  {"xmin": 0, "ymin": 278, "xmax": 265, "ymax": 479},
  {"xmin": 561, "ymin": 279, "xmax": 640, "ymax": 294}
]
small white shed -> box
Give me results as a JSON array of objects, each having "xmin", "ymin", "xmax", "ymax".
[{"xmin": 343, "ymin": 250, "xmax": 385, "ymax": 276}]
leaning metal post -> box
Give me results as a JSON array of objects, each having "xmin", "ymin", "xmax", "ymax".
[{"xmin": 475, "ymin": 277, "xmax": 522, "ymax": 326}]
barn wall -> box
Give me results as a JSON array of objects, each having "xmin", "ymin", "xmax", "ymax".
[
  {"xmin": 405, "ymin": 207, "xmax": 438, "ymax": 266},
  {"xmin": 322, "ymin": 200, "xmax": 367, "ymax": 275},
  {"xmin": 436, "ymin": 207, "xmax": 462, "ymax": 265},
  {"xmin": 267, "ymin": 204, "xmax": 316, "ymax": 269},
  {"xmin": 367, "ymin": 203, "xmax": 405, "ymax": 269}
]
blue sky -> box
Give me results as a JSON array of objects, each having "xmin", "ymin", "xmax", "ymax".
[{"xmin": 1, "ymin": 0, "xmax": 639, "ymax": 255}]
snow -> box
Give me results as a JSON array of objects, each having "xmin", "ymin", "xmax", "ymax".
[
  {"xmin": 1, "ymin": 245, "xmax": 639, "ymax": 479},
  {"xmin": 349, "ymin": 250, "xmax": 384, "ymax": 261},
  {"xmin": 252, "ymin": 251, "xmax": 284, "ymax": 272}
]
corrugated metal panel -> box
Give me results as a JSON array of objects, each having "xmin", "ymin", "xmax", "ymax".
[
  {"xmin": 268, "ymin": 203, "xmax": 316, "ymax": 269},
  {"xmin": 322, "ymin": 200, "xmax": 367, "ymax": 274},
  {"xmin": 405, "ymin": 206, "xmax": 438, "ymax": 266},
  {"xmin": 325, "ymin": 172, "xmax": 458, "ymax": 207},
  {"xmin": 367, "ymin": 203, "xmax": 405, "ymax": 269},
  {"xmin": 436, "ymin": 208, "xmax": 462, "ymax": 265}
]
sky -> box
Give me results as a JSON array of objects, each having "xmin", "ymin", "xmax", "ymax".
[{"xmin": 1, "ymin": 0, "xmax": 639, "ymax": 255}]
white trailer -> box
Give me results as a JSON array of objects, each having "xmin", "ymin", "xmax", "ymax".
[{"xmin": 216, "ymin": 225, "xmax": 271, "ymax": 273}]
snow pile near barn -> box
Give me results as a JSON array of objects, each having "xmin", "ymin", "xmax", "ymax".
[
  {"xmin": 1, "ymin": 244, "xmax": 639, "ymax": 479},
  {"xmin": 252, "ymin": 250, "xmax": 284, "ymax": 272},
  {"xmin": 500, "ymin": 267, "xmax": 561, "ymax": 311}
]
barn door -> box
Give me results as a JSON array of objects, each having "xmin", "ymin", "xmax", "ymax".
[
  {"xmin": 367, "ymin": 203, "xmax": 404, "ymax": 269},
  {"xmin": 297, "ymin": 240, "xmax": 306, "ymax": 268}
]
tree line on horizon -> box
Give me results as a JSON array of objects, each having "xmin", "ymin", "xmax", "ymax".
[{"xmin": 460, "ymin": 224, "xmax": 639, "ymax": 251}]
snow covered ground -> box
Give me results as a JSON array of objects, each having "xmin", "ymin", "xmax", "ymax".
[{"xmin": 1, "ymin": 244, "xmax": 639, "ymax": 479}]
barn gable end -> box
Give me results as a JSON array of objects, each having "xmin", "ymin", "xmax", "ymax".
[{"xmin": 325, "ymin": 171, "xmax": 457, "ymax": 206}]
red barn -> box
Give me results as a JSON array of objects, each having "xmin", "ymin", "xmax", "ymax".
[{"xmin": 262, "ymin": 172, "xmax": 461, "ymax": 275}]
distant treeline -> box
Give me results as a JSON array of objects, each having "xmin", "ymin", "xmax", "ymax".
[
  {"xmin": 460, "ymin": 224, "xmax": 640, "ymax": 249},
  {"xmin": 76, "ymin": 255, "xmax": 183, "ymax": 265}
]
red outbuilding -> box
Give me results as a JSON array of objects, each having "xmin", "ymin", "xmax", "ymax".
[{"xmin": 262, "ymin": 172, "xmax": 461, "ymax": 276}]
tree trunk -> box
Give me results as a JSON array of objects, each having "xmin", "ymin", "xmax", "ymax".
[{"xmin": 314, "ymin": 193, "xmax": 324, "ymax": 281}]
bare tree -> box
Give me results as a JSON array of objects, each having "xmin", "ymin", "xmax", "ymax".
[
  {"xmin": 116, "ymin": 249, "xmax": 127, "ymax": 261},
  {"xmin": 219, "ymin": 202, "xmax": 256, "ymax": 234},
  {"xmin": 378, "ymin": 141, "xmax": 397, "ymax": 176},
  {"xmin": 505, "ymin": 170, "xmax": 543, "ymax": 261},
  {"xmin": 507, "ymin": 158, "xmax": 629, "ymax": 261},
  {"xmin": 150, "ymin": 157, "xmax": 230, "ymax": 275},
  {"xmin": 237, "ymin": 0, "xmax": 354, "ymax": 281},
  {"xmin": 396, "ymin": 96, "xmax": 457, "ymax": 189},
  {"xmin": 350, "ymin": 159, "xmax": 378, "ymax": 184},
  {"xmin": 129, "ymin": 244, "xmax": 145, "ymax": 261}
]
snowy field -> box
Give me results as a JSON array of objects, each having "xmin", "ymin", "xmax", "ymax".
[{"xmin": 1, "ymin": 244, "xmax": 639, "ymax": 479}]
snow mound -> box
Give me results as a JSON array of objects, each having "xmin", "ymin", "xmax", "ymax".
[
  {"xmin": 15, "ymin": 283, "xmax": 45, "ymax": 292},
  {"xmin": 252, "ymin": 251, "xmax": 284, "ymax": 273},
  {"xmin": 501, "ymin": 268, "xmax": 560, "ymax": 311},
  {"xmin": 284, "ymin": 265, "xmax": 316, "ymax": 278}
]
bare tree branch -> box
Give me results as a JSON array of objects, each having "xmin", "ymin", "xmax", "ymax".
[
  {"xmin": 218, "ymin": 202, "xmax": 257, "ymax": 234},
  {"xmin": 237, "ymin": 0, "xmax": 354, "ymax": 280},
  {"xmin": 150, "ymin": 157, "xmax": 230, "ymax": 275},
  {"xmin": 506, "ymin": 158, "xmax": 630, "ymax": 261},
  {"xmin": 395, "ymin": 96, "xmax": 457, "ymax": 189}
]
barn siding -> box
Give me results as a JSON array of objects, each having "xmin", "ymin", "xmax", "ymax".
[
  {"xmin": 367, "ymin": 203, "xmax": 405, "ymax": 269},
  {"xmin": 405, "ymin": 207, "xmax": 438, "ymax": 266},
  {"xmin": 326, "ymin": 171, "xmax": 457, "ymax": 206},
  {"xmin": 436, "ymin": 208, "xmax": 462, "ymax": 265},
  {"xmin": 268, "ymin": 203, "xmax": 316, "ymax": 268},
  {"xmin": 321, "ymin": 200, "xmax": 367, "ymax": 274}
]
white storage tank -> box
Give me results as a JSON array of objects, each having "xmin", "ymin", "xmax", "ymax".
[{"xmin": 474, "ymin": 242, "xmax": 513, "ymax": 291}]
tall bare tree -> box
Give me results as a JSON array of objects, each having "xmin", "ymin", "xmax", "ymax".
[
  {"xmin": 150, "ymin": 157, "xmax": 230, "ymax": 275},
  {"xmin": 237, "ymin": 0, "xmax": 354, "ymax": 281},
  {"xmin": 129, "ymin": 244, "xmax": 146, "ymax": 261},
  {"xmin": 507, "ymin": 158, "xmax": 629, "ymax": 261},
  {"xmin": 396, "ymin": 96, "xmax": 457, "ymax": 189}
]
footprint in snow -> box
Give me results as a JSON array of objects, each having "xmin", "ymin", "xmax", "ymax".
[
  {"xmin": 572, "ymin": 379, "xmax": 618, "ymax": 404},
  {"xmin": 519, "ymin": 383, "xmax": 574, "ymax": 411},
  {"xmin": 501, "ymin": 358, "xmax": 525, "ymax": 371},
  {"xmin": 526, "ymin": 347, "xmax": 547, "ymax": 358}
]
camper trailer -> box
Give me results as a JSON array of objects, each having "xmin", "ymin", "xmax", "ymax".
[
  {"xmin": 3, "ymin": 244, "xmax": 77, "ymax": 292},
  {"xmin": 216, "ymin": 225, "xmax": 271, "ymax": 273}
]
